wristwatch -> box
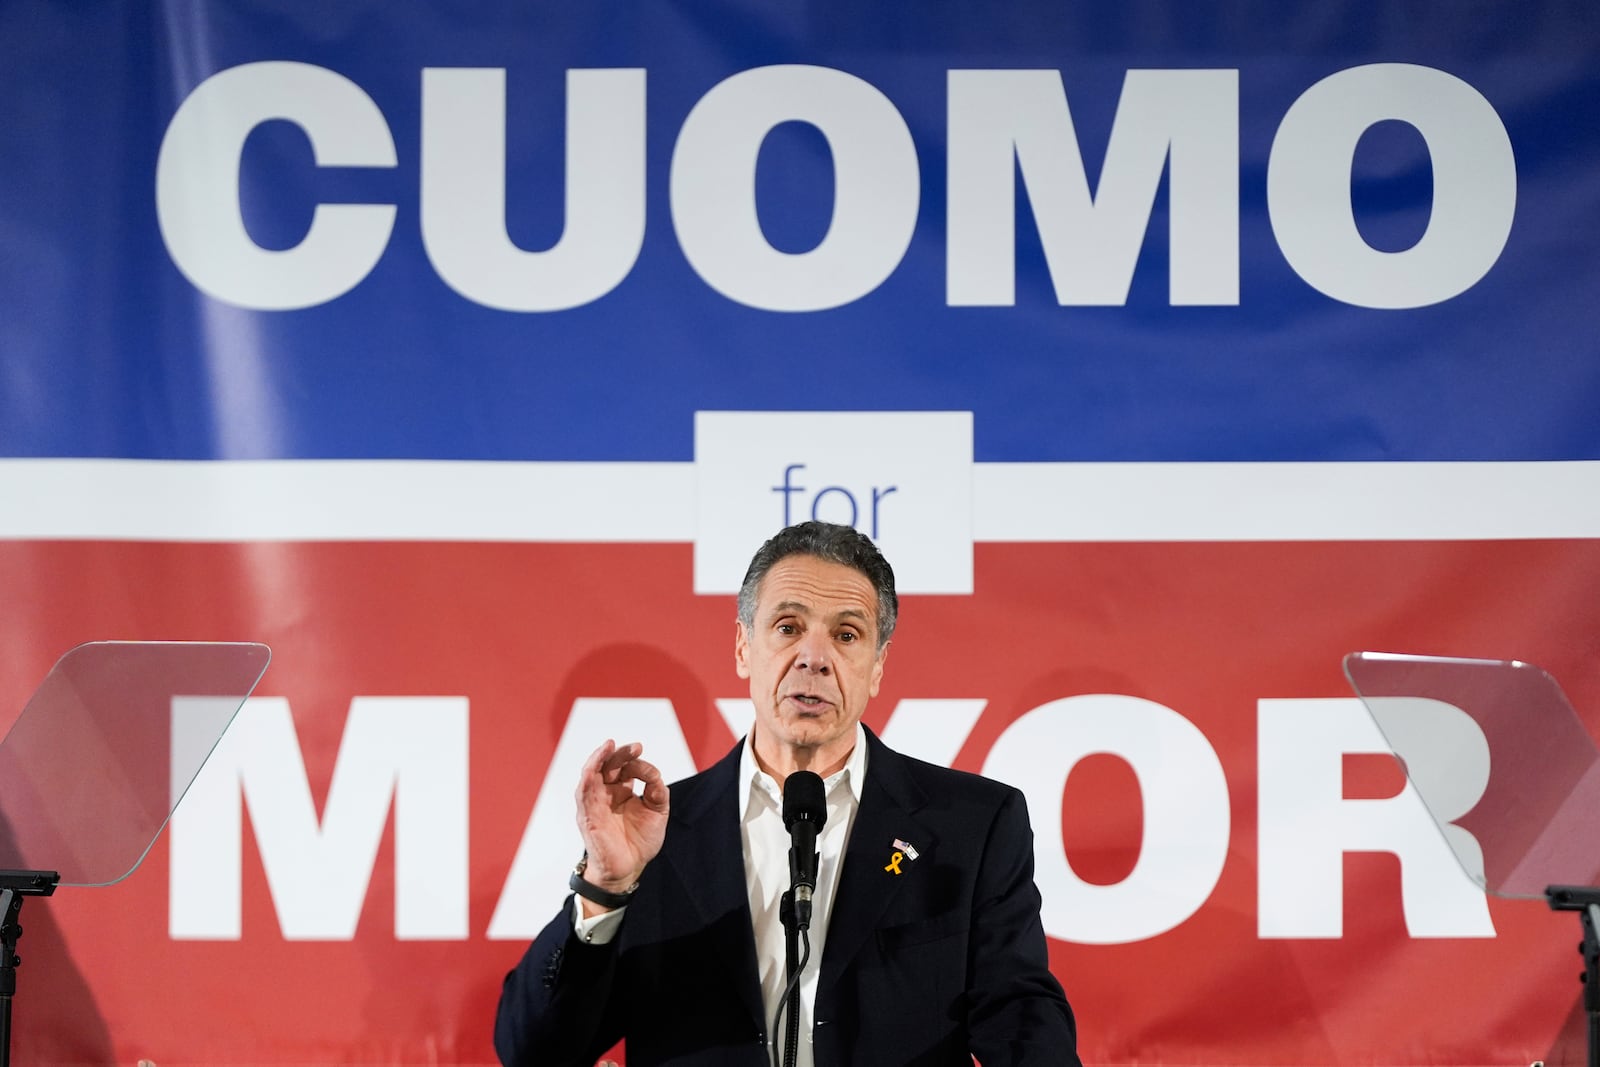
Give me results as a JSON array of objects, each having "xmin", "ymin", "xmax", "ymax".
[{"xmin": 570, "ymin": 853, "xmax": 640, "ymax": 910}]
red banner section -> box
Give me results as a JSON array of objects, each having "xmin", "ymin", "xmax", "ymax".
[{"xmin": 1, "ymin": 539, "xmax": 1595, "ymax": 1065}]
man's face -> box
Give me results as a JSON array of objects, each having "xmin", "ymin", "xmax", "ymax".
[{"xmin": 735, "ymin": 554, "xmax": 888, "ymax": 759}]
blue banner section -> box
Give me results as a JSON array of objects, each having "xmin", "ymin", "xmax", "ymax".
[{"xmin": 2, "ymin": 2, "xmax": 1597, "ymax": 463}]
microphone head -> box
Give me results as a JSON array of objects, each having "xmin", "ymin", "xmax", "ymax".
[{"xmin": 781, "ymin": 770, "xmax": 828, "ymax": 832}]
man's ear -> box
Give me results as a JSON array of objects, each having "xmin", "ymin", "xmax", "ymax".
[
  {"xmin": 868, "ymin": 641, "xmax": 889, "ymax": 697},
  {"xmin": 734, "ymin": 620, "xmax": 751, "ymax": 679}
]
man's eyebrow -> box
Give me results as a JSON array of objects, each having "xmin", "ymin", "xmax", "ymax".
[
  {"xmin": 764, "ymin": 602, "xmax": 873, "ymax": 625},
  {"xmin": 830, "ymin": 608, "xmax": 876, "ymax": 636}
]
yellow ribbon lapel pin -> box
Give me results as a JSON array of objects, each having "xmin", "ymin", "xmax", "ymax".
[{"xmin": 884, "ymin": 838, "xmax": 920, "ymax": 875}]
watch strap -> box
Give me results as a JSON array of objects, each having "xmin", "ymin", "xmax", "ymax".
[{"xmin": 570, "ymin": 854, "xmax": 638, "ymax": 910}]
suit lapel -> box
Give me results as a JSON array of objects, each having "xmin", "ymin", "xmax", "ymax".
[
  {"xmin": 659, "ymin": 741, "xmax": 767, "ymax": 1031},
  {"xmin": 819, "ymin": 729, "xmax": 936, "ymax": 986}
]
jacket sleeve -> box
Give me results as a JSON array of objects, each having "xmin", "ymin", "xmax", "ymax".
[
  {"xmin": 965, "ymin": 788, "xmax": 1083, "ymax": 1067},
  {"xmin": 493, "ymin": 898, "xmax": 626, "ymax": 1067}
]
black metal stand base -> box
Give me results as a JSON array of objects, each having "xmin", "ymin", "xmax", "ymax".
[
  {"xmin": 1547, "ymin": 886, "xmax": 1600, "ymax": 1067},
  {"xmin": 0, "ymin": 871, "xmax": 61, "ymax": 1067}
]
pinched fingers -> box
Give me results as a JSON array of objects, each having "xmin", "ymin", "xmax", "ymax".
[
  {"xmin": 623, "ymin": 754, "xmax": 669, "ymax": 811},
  {"xmin": 575, "ymin": 740, "xmax": 670, "ymax": 816},
  {"xmin": 576, "ymin": 740, "xmax": 632, "ymax": 802},
  {"xmin": 584, "ymin": 741, "xmax": 666, "ymax": 801},
  {"xmin": 599, "ymin": 741, "xmax": 647, "ymax": 786}
]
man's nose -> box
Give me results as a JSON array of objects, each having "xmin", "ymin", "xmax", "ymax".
[{"xmin": 795, "ymin": 631, "xmax": 832, "ymax": 673}]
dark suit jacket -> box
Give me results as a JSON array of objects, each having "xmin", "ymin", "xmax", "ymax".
[{"xmin": 495, "ymin": 727, "xmax": 1079, "ymax": 1066}]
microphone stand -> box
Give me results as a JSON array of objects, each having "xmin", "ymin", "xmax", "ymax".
[
  {"xmin": 775, "ymin": 771, "xmax": 823, "ymax": 1067},
  {"xmin": 779, "ymin": 891, "xmax": 802, "ymax": 1067}
]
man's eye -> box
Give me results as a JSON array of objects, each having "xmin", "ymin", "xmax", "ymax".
[
  {"xmin": 837, "ymin": 631, "xmax": 856, "ymax": 643},
  {"xmin": 776, "ymin": 623, "xmax": 796, "ymax": 635}
]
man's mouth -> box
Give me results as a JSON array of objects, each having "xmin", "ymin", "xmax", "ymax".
[{"xmin": 788, "ymin": 694, "xmax": 829, "ymax": 709}]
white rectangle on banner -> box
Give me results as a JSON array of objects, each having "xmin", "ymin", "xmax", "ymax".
[{"xmin": 693, "ymin": 411, "xmax": 974, "ymax": 595}]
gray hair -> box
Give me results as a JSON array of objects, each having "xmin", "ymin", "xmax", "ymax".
[{"xmin": 736, "ymin": 521, "xmax": 898, "ymax": 650}]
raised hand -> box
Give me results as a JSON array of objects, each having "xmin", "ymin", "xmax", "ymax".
[{"xmin": 573, "ymin": 739, "xmax": 670, "ymax": 908}]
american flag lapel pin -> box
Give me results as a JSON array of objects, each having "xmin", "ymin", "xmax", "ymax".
[{"xmin": 885, "ymin": 838, "xmax": 919, "ymax": 875}]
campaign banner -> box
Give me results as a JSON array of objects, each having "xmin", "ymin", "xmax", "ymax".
[{"xmin": 3, "ymin": 3, "xmax": 1599, "ymax": 1065}]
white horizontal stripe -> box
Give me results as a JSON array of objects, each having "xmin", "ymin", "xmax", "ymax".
[
  {"xmin": 1, "ymin": 458, "xmax": 1597, "ymax": 542},
  {"xmin": 973, "ymin": 461, "xmax": 1600, "ymax": 541},
  {"xmin": 0, "ymin": 459, "xmax": 695, "ymax": 541}
]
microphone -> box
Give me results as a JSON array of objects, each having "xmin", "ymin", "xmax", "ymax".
[{"xmin": 782, "ymin": 770, "xmax": 827, "ymax": 931}]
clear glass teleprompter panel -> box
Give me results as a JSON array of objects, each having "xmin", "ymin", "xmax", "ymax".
[
  {"xmin": 0, "ymin": 641, "xmax": 270, "ymax": 887},
  {"xmin": 1344, "ymin": 651, "xmax": 1600, "ymax": 900}
]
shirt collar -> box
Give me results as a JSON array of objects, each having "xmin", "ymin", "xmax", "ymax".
[{"xmin": 740, "ymin": 721, "xmax": 868, "ymax": 819}]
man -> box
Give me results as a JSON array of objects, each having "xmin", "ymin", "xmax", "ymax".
[{"xmin": 495, "ymin": 522, "xmax": 1079, "ymax": 1066}]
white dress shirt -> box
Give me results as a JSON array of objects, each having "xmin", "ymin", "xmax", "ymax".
[{"xmin": 573, "ymin": 725, "xmax": 868, "ymax": 1067}]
